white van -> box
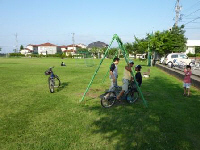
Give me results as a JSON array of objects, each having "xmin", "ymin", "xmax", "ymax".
[{"xmin": 163, "ymin": 53, "xmax": 192, "ymax": 67}]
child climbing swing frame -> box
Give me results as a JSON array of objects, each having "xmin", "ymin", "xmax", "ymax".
[{"xmin": 80, "ymin": 34, "xmax": 148, "ymax": 107}]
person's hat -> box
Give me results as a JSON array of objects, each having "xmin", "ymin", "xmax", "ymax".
[
  {"xmin": 136, "ymin": 65, "xmax": 142, "ymax": 69},
  {"xmin": 129, "ymin": 60, "xmax": 134, "ymax": 64}
]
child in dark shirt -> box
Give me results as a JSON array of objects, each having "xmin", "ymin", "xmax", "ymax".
[
  {"xmin": 134, "ymin": 65, "xmax": 142, "ymax": 87},
  {"xmin": 109, "ymin": 57, "xmax": 120, "ymax": 91}
]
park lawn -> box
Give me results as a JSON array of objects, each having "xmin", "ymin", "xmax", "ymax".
[{"xmin": 0, "ymin": 57, "xmax": 200, "ymax": 150}]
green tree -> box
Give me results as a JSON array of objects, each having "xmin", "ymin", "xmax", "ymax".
[
  {"xmin": 133, "ymin": 36, "xmax": 149, "ymax": 54},
  {"xmin": 77, "ymin": 48, "xmax": 89, "ymax": 53},
  {"xmin": 0, "ymin": 47, "xmax": 2, "ymax": 52},
  {"xmin": 124, "ymin": 42, "xmax": 135, "ymax": 54},
  {"xmin": 77, "ymin": 48, "xmax": 91, "ymax": 58},
  {"xmin": 133, "ymin": 25, "xmax": 187, "ymax": 56},
  {"xmin": 20, "ymin": 45, "xmax": 24, "ymax": 51},
  {"xmin": 167, "ymin": 25, "xmax": 187, "ymax": 53},
  {"xmin": 195, "ymin": 46, "xmax": 200, "ymax": 54},
  {"xmin": 90, "ymin": 47, "xmax": 99, "ymax": 58},
  {"xmin": 108, "ymin": 48, "xmax": 118, "ymax": 57}
]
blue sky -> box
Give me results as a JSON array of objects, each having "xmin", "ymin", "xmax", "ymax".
[{"xmin": 0, "ymin": 0, "xmax": 200, "ymax": 53}]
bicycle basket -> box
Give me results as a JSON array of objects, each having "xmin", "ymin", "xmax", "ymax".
[{"xmin": 44, "ymin": 70, "xmax": 51, "ymax": 75}]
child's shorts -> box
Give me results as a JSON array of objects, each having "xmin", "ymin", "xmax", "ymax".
[
  {"xmin": 122, "ymin": 79, "xmax": 129, "ymax": 92},
  {"xmin": 183, "ymin": 83, "xmax": 191, "ymax": 89}
]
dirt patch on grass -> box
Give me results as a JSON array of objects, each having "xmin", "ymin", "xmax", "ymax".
[
  {"xmin": 89, "ymin": 88, "xmax": 103, "ymax": 92},
  {"xmin": 77, "ymin": 88, "xmax": 106, "ymax": 100}
]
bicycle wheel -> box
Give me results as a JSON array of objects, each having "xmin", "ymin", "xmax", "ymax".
[
  {"xmin": 48, "ymin": 78, "xmax": 54, "ymax": 93},
  {"xmin": 54, "ymin": 75, "xmax": 61, "ymax": 87},
  {"xmin": 126, "ymin": 91, "xmax": 139, "ymax": 104},
  {"xmin": 101, "ymin": 92, "xmax": 116, "ymax": 108}
]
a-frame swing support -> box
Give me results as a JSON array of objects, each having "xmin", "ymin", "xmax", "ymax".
[{"xmin": 80, "ymin": 34, "xmax": 148, "ymax": 108}]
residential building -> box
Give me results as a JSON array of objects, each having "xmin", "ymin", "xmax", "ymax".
[
  {"xmin": 20, "ymin": 48, "xmax": 33, "ymax": 55},
  {"xmin": 186, "ymin": 40, "xmax": 200, "ymax": 54},
  {"xmin": 38, "ymin": 42, "xmax": 61, "ymax": 55},
  {"xmin": 62, "ymin": 44, "xmax": 81, "ymax": 56},
  {"xmin": 27, "ymin": 44, "xmax": 38, "ymax": 54},
  {"xmin": 77, "ymin": 43, "xmax": 87, "ymax": 49},
  {"xmin": 60, "ymin": 45, "xmax": 68, "ymax": 52}
]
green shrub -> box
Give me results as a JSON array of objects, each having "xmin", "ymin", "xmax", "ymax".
[
  {"xmin": 73, "ymin": 54, "xmax": 83, "ymax": 58},
  {"xmin": 61, "ymin": 53, "xmax": 66, "ymax": 59},
  {"xmin": 9, "ymin": 53, "xmax": 25, "ymax": 57},
  {"xmin": 45, "ymin": 54, "xmax": 62, "ymax": 57},
  {"xmin": 27, "ymin": 54, "xmax": 39, "ymax": 57},
  {"xmin": 187, "ymin": 53, "xmax": 200, "ymax": 57},
  {"xmin": 196, "ymin": 53, "xmax": 200, "ymax": 57},
  {"xmin": 187, "ymin": 53, "xmax": 196, "ymax": 57}
]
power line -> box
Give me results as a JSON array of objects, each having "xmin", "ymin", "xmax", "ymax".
[
  {"xmin": 182, "ymin": 1, "xmax": 200, "ymax": 13},
  {"xmin": 185, "ymin": 27, "xmax": 200, "ymax": 29},
  {"xmin": 183, "ymin": 8, "xmax": 200, "ymax": 18},
  {"xmin": 184, "ymin": 17, "xmax": 200, "ymax": 25}
]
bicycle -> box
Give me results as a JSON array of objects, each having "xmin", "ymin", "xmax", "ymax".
[
  {"xmin": 190, "ymin": 61, "xmax": 200, "ymax": 70},
  {"xmin": 101, "ymin": 81, "xmax": 139, "ymax": 108},
  {"xmin": 45, "ymin": 67, "xmax": 61, "ymax": 93},
  {"xmin": 173, "ymin": 59, "xmax": 187, "ymax": 70}
]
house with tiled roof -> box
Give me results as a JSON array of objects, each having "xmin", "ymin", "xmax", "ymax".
[
  {"xmin": 62, "ymin": 44, "xmax": 82, "ymax": 56},
  {"xmin": 20, "ymin": 48, "xmax": 33, "ymax": 55},
  {"xmin": 27, "ymin": 44, "xmax": 38, "ymax": 54},
  {"xmin": 38, "ymin": 42, "xmax": 62, "ymax": 55},
  {"xmin": 77, "ymin": 43, "xmax": 87, "ymax": 49}
]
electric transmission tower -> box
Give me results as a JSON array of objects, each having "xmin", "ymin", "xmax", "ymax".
[
  {"xmin": 175, "ymin": 0, "xmax": 181, "ymax": 26},
  {"xmin": 14, "ymin": 33, "xmax": 18, "ymax": 53},
  {"xmin": 71, "ymin": 33, "xmax": 75, "ymax": 52}
]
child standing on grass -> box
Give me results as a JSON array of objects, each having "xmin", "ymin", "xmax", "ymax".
[
  {"xmin": 135, "ymin": 65, "xmax": 142, "ymax": 87},
  {"xmin": 109, "ymin": 57, "xmax": 120, "ymax": 91},
  {"xmin": 183, "ymin": 65, "xmax": 192, "ymax": 97}
]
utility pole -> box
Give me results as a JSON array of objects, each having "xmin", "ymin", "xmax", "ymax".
[
  {"xmin": 175, "ymin": 0, "xmax": 181, "ymax": 26},
  {"xmin": 72, "ymin": 33, "xmax": 75, "ymax": 52},
  {"xmin": 15, "ymin": 33, "xmax": 18, "ymax": 53}
]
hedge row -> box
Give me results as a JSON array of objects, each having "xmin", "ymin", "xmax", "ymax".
[{"xmin": 187, "ymin": 53, "xmax": 200, "ymax": 57}]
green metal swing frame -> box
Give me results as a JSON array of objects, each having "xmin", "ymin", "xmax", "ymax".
[{"xmin": 80, "ymin": 34, "xmax": 148, "ymax": 108}]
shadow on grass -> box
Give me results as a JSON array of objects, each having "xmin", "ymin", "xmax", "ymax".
[
  {"xmin": 83, "ymin": 75, "xmax": 200, "ymax": 149},
  {"xmin": 57, "ymin": 82, "xmax": 70, "ymax": 92}
]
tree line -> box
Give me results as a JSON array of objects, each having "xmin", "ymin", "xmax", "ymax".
[{"xmin": 77, "ymin": 25, "xmax": 188, "ymax": 58}]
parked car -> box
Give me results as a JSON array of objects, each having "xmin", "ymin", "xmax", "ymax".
[{"xmin": 163, "ymin": 53, "xmax": 192, "ymax": 67}]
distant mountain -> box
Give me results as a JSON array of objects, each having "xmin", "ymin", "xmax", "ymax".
[{"xmin": 87, "ymin": 41, "xmax": 108, "ymax": 49}]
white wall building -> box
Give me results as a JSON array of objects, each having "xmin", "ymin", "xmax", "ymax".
[
  {"xmin": 186, "ymin": 40, "xmax": 200, "ymax": 54},
  {"xmin": 27, "ymin": 44, "xmax": 38, "ymax": 53},
  {"xmin": 38, "ymin": 43, "xmax": 61, "ymax": 55},
  {"xmin": 77, "ymin": 43, "xmax": 87, "ymax": 49},
  {"xmin": 62, "ymin": 44, "xmax": 81, "ymax": 55},
  {"xmin": 60, "ymin": 46, "xmax": 68, "ymax": 52},
  {"xmin": 20, "ymin": 48, "xmax": 33, "ymax": 55}
]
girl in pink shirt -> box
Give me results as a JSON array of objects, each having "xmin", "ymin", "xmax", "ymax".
[{"xmin": 183, "ymin": 65, "xmax": 192, "ymax": 96}]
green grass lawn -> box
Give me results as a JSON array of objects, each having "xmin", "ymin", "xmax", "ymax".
[{"xmin": 0, "ymin": 57, "xmax": 200, "ymax": 150}]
